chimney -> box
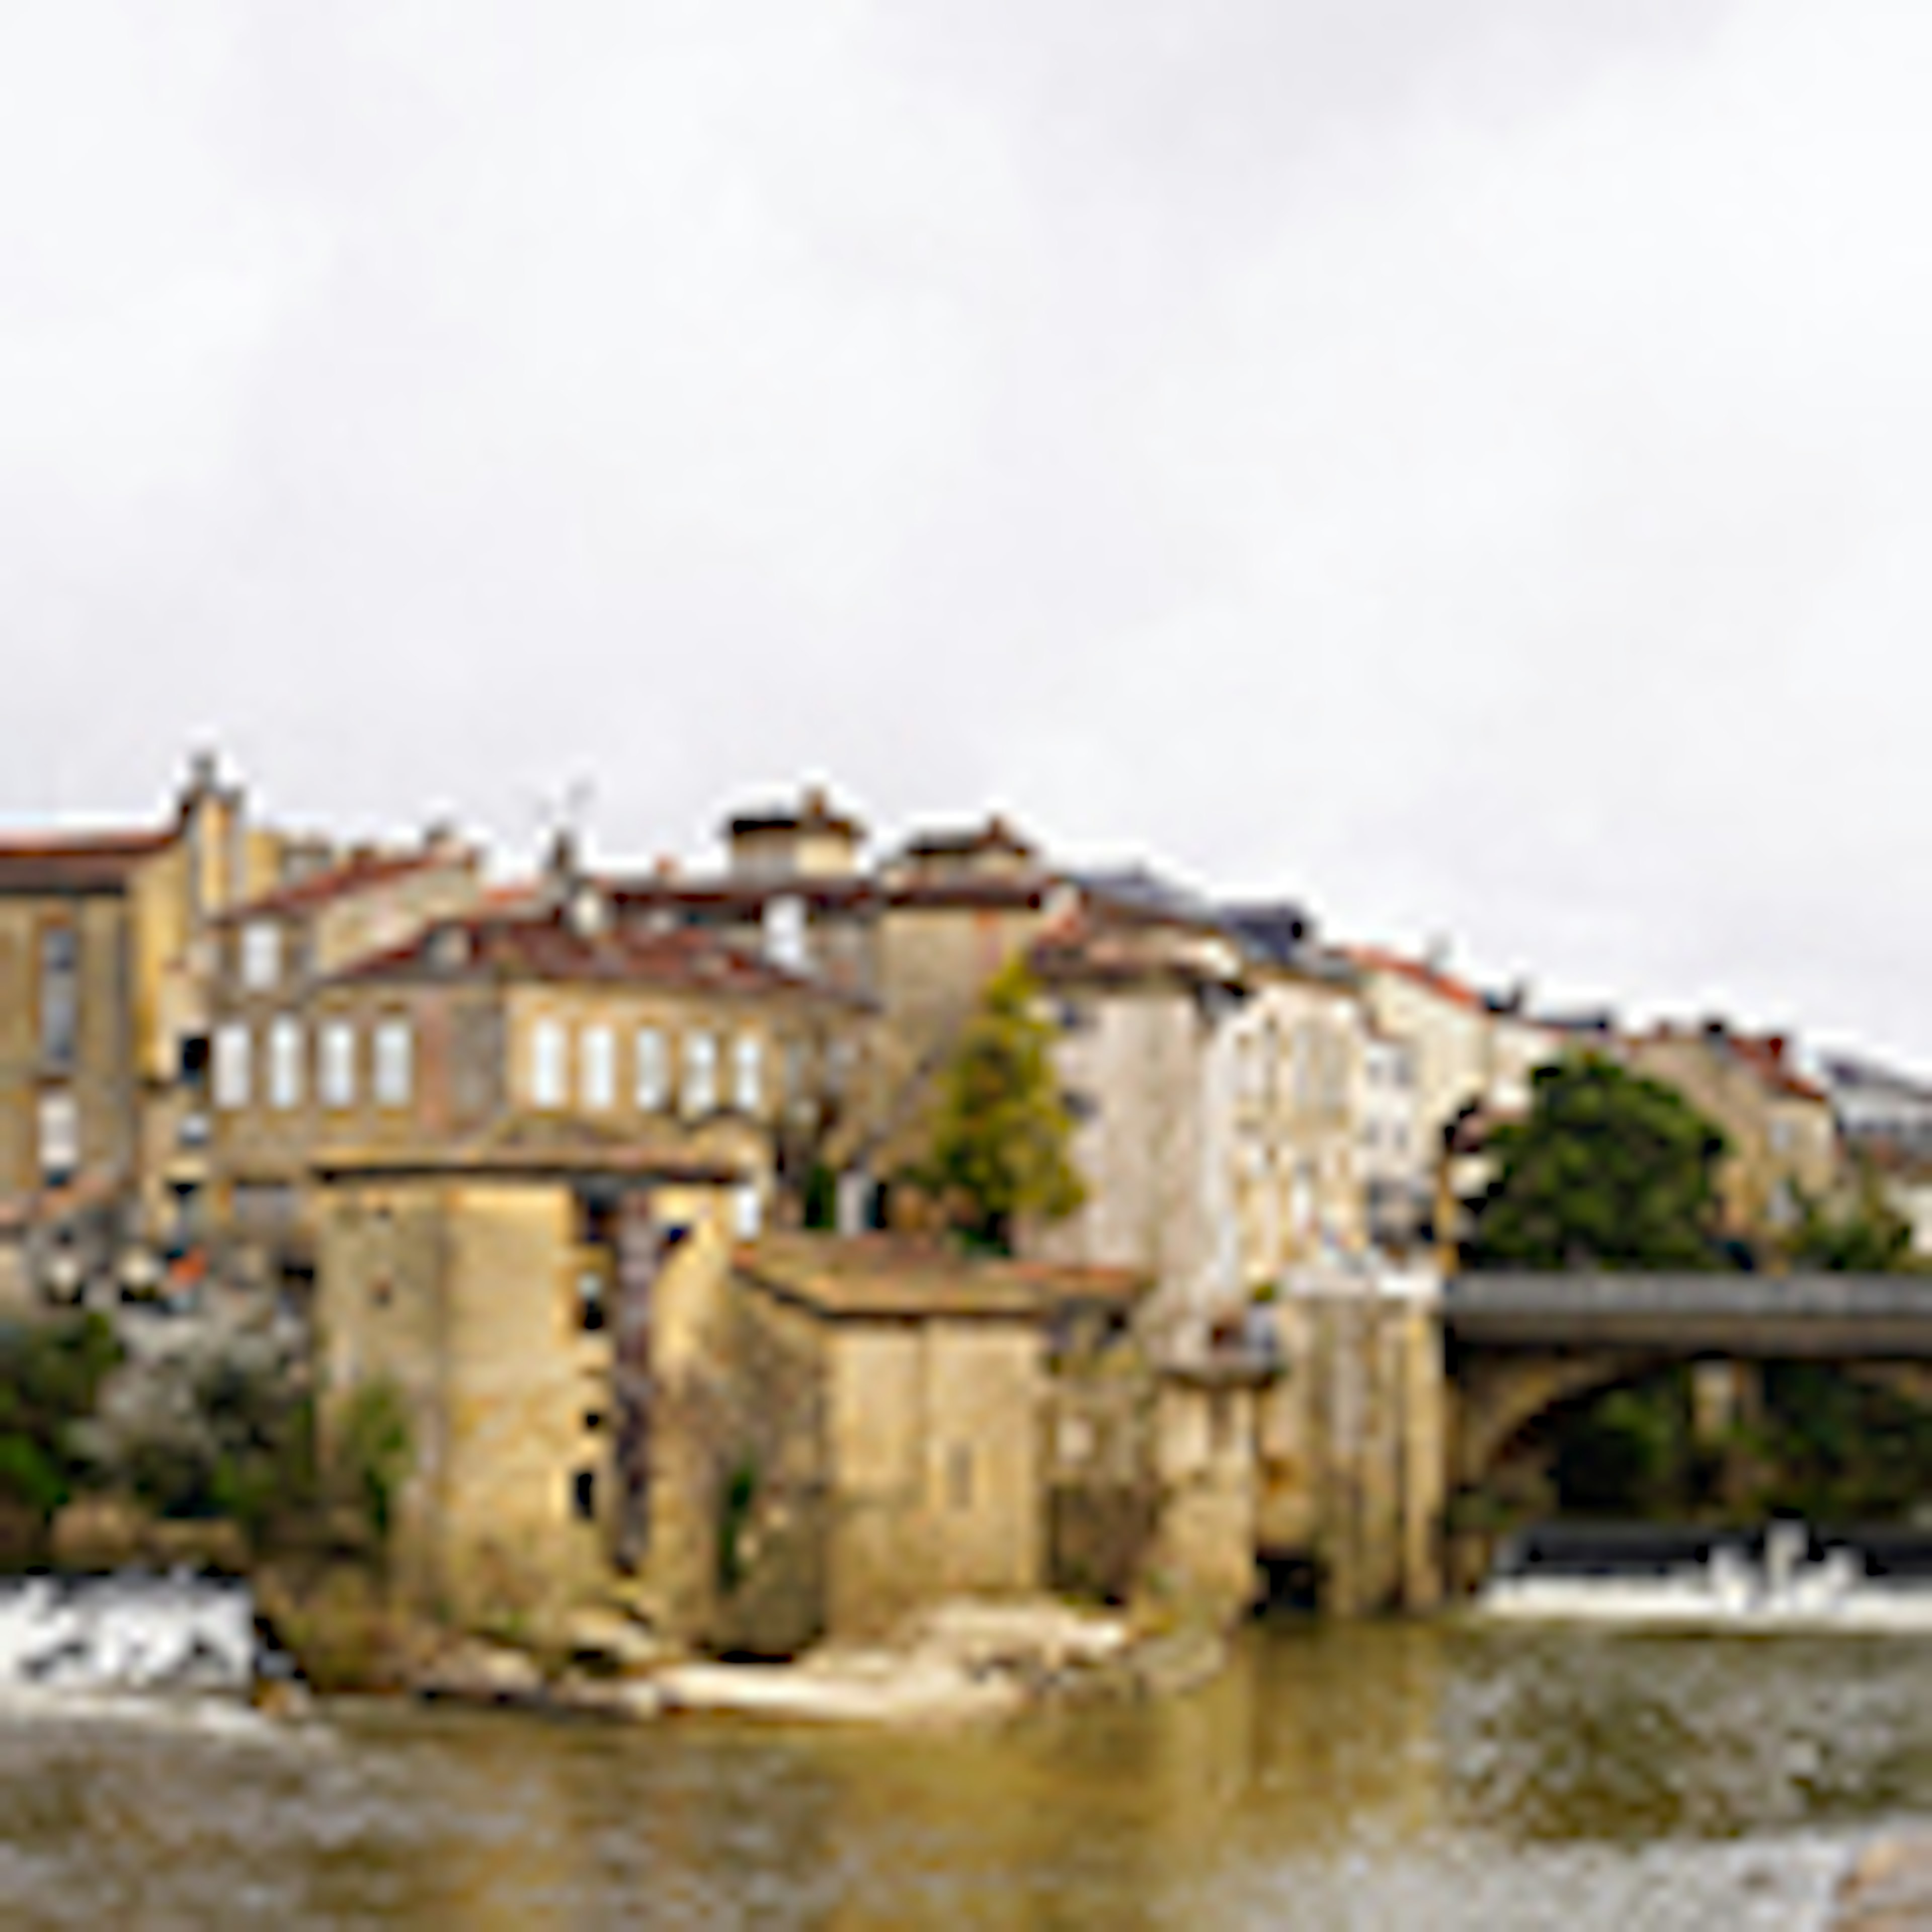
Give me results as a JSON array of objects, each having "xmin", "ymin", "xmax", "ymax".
[{"xmin": 545, "ymin": 826, "xmax": 580, "ymax": 891}]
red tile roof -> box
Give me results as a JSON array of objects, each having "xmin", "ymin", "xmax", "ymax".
[
  {"xmin": 328, "ymin": 905, "xmax": 864, "ymax": 1005},
  {"xmin": 736, "ymin": 1233, "xmax": 1148, "ymax": 1321},
  {"xmin": 219, "ymin": 847, "xmax": 468, "ymax": 922},
  {"xmin": 1343, "ymin": 945, "xmax": 1488, "ymax": 1013},
  {"xmin": 0, "ymin": 827, "xmax": 176, "ymax": 895}
]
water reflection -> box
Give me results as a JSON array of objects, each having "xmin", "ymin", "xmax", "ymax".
[{"xmin": 2, "ymin": 1626, "xmax": 1917, "ymax": 1928}]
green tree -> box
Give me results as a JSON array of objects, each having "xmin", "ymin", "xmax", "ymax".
[
  {"xmin": 0, "ymin": 1313, "xmax": 123, "ymax": 1547},
  {"xmin": 1786, "ymin": 1174, "xmax": 1915, "ymax": 1273},
  {"xmin": 1464, "ymin": 1054, "xmax": 1733, "ymax": 1270},
  {"xmin": 920, "ymin": 958, "xmax": 1086, "ymax": 1254}
]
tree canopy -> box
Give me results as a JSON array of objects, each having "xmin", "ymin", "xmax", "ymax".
[
  {"xmin": 1463, "ymin": 1054, "xmax": 1732, "ymax": 1270},
  {"xmin": 920, "ymin": 957, "xmax": 1086, "ymax": 1254}
]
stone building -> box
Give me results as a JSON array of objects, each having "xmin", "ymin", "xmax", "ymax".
[
  {"xmin": 1623, "ymin": 1022, "xmax": 1843, "ymax": 1248},
  {"xmin": 215, "ymin": 888, "xmax": 868, "ymax": 1285},
  {"xmin": 603, "ymin": 789, "xmax": 1071, "ymax": 1201},
  {"xmin": 1026, "ymin": 901, "xmax": 1373, "ymax": 1329},
  {"xmin": 715, "ymin": 1236, "xmax": 1148, "ymax": 1650},
  {"xmin": 0, "ymin": 754, "xmax": 288, "ymax": 1298},
  {"xmin": 314, "ymin": 1163, "xmax": 1175, "ymax": 1649},
  {"xmin": 201, "ymin": 834, "xmax": 485, "ymax": 1267},
  {"xmin": 314, "ymin": 1134, "xmax": 748, "ymax": 1633}
]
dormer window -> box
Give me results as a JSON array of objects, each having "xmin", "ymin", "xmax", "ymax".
[{"xmin": 240, "ymin": 920, "xmax": 281, "ymax": 992}]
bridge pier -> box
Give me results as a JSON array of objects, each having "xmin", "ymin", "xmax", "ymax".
[
  {"xmin": 1691, "ymin": 1358, "xmax": 1761, "ymax": 1442},
  {"xmin": 1258, "ymin": 1268, "xmax": 1445, "ymax": 1616}
]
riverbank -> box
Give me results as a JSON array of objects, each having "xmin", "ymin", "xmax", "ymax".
[{"xmin": 253, "ymin": 1562, "xmax": 1223, "ymax": 1728}]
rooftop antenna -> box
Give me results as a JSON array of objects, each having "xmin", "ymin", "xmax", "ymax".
[{"xmin": 525, "ymin": 775, "xmax": 596, "ymax": 887}]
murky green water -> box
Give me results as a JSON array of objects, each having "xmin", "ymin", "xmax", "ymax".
[{"xmin": 5, "ymin": 1622, "xmax": 1928, "ymax": 1928}]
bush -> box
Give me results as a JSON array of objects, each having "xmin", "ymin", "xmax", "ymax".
[{"xmin": 335, "ymin": 1380, "xmax": 413, "ymax": 1552}]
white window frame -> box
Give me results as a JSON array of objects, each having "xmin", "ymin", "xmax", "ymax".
[
  {"xmin": 240, "ymin": 920, "xmax": 281, "ymax": 993},
  {"xmin": 213, "ymin": 1022, "xmax": 252, "ymax": 1110},
  {"xmin": 37, "ymin": 1091, "xmax": 78, "ymax": 1183},
  {"xmin": 635, "ymin": 1026, "xmax": 669, "ymax": 1110},
  {"xmin": 267, "ymin": 1016, "xmax": 304, "ymax": 1110},
  {"xmin": 733, "ymin": 1032, "xmax": 762, "ymax": 1114},
  {"xmin": 529, "ymin": 1017, "xmax": 569, "ymax": 1109},
  {"xmin": 580, "ymin": 1023, "xmax": 616, "ymax": 1111},
  {"xmin": 319, "ymin": 1019, "xmax": 357, "ymax": 1109},
  {"xmin": 373, "ymin": 1017, "xmax": 413, "ymax": 1110},
  {"xmin": 733, "ymin": 1182, "xmax": 763, "ymax": 1240},
  {"xmin": 683, "ymin": 1030, "xmax": 718, "ymax": 1116}
]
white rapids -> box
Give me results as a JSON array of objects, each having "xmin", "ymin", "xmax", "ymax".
[
  {"xmin": 1478, "ymin": 1522, "xmax": 1932, "ymax": 1632},
  {"xmin": 0, "ymin": 1574, "xmax": 262, "ymax": 1694}
]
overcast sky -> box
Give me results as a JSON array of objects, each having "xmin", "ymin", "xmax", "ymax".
[{"xmin": 6, "ymin": 3, "xmax": 1932, "ymax": 1065}]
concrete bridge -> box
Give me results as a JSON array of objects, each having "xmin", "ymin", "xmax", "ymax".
[
  {"xmin": 1259, "ymin": 1269, "xmax": 1932, "ymax": 1616},
  {"xmin": 1445, "ymin": 1271, "xmax": 1932, "ymax": 1491}
]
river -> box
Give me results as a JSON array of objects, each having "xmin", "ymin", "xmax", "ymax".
[{"xmin": 4, "ymin": 1620, "xmax": 1928, "ymax": 1928}]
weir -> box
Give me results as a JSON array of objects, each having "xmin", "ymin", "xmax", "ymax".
[
  {"xmin": 0, "ymin": 1575, "xmax": 265, "ymax": 1695},
  {"xmin": 1477, "ymin": 1521, "xmax": 1932, "ymax": 1630}
]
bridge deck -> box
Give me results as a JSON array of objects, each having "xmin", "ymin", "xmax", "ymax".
[{"xmin": 1445, "ymin": 1272, "xmax": 1932, "ymax": 1356}]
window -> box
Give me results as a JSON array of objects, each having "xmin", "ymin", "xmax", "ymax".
[
  {"xmin": 576, "ymin": 1268, "xmax": 607, "ymax": 1333},
  {"xmin": 763, "ymin": 895, "xmax": 808, "ymax": 971},
  {"xmin": 733, "ymin": 1183, "xmax": 763, "ymax": 1240},
  {"xmin": 319, "ymin": 1020, "xmax": 356, "ymax": 1108},
  {"xmin": 373, "ymin": 1018, "xmax": 413, "ymax": 1109},
  {"xmin": 571, "ymin": 1469, "xmax": 598, "ymax": 1522},
  {"xmin": 635, "ymin": 1027, "xmax": 669, "ymax": 1110},
  {"xmin": 683, "ymin": 1030, "xmax": 717, "ymax": 1115},
  {"xmin": 733, "ymin": 1033, "xmax": 762, "ymax": 1113},
  {"xmin": 37, "ymin": 1092, "xmax": 77, "ymax": 1184},
  {"xmin": 529, "ymin": 1017, "xmax": 568, "ymax": 1109},
  {"xmin": 39, "ymin": 926, "xmax": 77, "ymax": 1072},
  {"xmin": 580, "ymin": 1024, "xmax": 616, "ymax": 1111},
  {"xmin": 213, "ymin": 1022, "xmax": 251, "ymax": 1109},
  {"xmin": 240, "ymin": 919, "xmax": 281, "ymax": 992},
  {"xmin": 267, "ymin": 1017, "xmax": 304, "ymax": 1110}
]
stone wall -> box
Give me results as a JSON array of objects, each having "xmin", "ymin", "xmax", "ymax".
[{"xmin": 1257, "ymin": 1273, "xmax": 1445, "ymax": 1615}]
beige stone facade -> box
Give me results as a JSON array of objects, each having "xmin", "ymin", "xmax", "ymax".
[
  {"xmin": 1029, "ymin": 907, "xmax": 1375, "ymax": 1326},
  {"xmin": 314, "ymin": 1144, "xmax": 743, "ymax": 1633},
  {"xmin": 1623, "ymin": 1023, "xmax": 1843, "ymax": 1246},
  {"xmin": 211, "ymin": 892, "xmax": 863, "ymax": 1275},
  {"xmin": 0, "ymin": 755, "xmax": 292, "ymax": 1280},
  {"xmin": 607, "ymin": 792, "xmax": 1070, "ymax": 1193}
]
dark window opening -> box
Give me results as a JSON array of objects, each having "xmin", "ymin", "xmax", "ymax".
[
  {"xmin": 40, "ymin": 926, "xmax": 78, "ymax": 1073},
  {"xmin": 572, "ymin": 1469, "xmax": 598, "ymax": 1522},
  {"xmin": 179, "ymin": 1033, "xmax": 211, "ymax": 1088},
  {"xmin": 577, "ymin": 1271, "xmax": 608, "ymax": 1333}
]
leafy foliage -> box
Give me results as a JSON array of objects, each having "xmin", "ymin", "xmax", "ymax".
[
  {"xmin": 920, "ymin": 957, "xmax": 1086, "ymax": 1253},
  {"xmin": 90, "ymin": 1327, "xmax": 317, "ymax": 1552},
  {"xmin": 1535, "ymin": 1362, "xmax": 1932, "ymax": 1524},
  {"xmin": 1464, "ymin": 1055, "xmax": 1733, "ymax": 1270},
  {"xmin": 335, "ymin": 1378, "xmax": 412, "ymax": 1551},
  {"xmin": 0, "ymin": 1314, "xmax": 123, "ymax": 1530},
  {"xmin": 1785, "ymin": 1176, "xmax": 1916, "ymax": 1273}
]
